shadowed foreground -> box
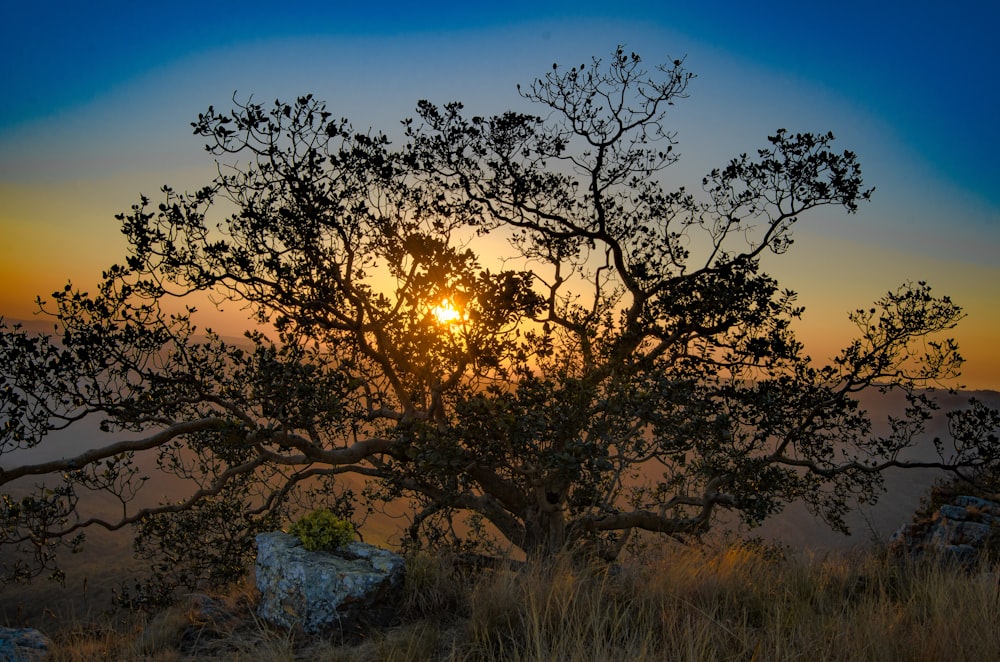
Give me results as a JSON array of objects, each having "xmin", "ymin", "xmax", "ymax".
[{"xmin": 27, "ymin": 543, "xmax": 1000, "ymax": 661}]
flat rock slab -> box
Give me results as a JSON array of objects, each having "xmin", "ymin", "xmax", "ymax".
[
  {"xmin": 0, "ymin": 627, "xmax": 52, "ymax": 662},
  {"xmin": 255, "ymin": 532, "xmax": 405, "ymax": 634}
]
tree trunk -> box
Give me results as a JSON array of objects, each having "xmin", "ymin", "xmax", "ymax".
[{"xmin": 522, "ymin": 503, "xmax": 566, "ymax": 559}]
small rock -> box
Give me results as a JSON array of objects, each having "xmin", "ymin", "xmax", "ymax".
[
  {"xmin": 890, "ymin": 495, "xmax": 1000, "ymax": 567},
  {"xmin": 938, "ymin": 504, "xmax": 971, "ymax": 521},
  {"xmin": 929, "ymin": 519, "xmax": 989, "ymax": 546},
  {"xmin": 187, "ymin": 593, "xmax": 242, "ymax": 630},
  {"xmin": 0, "ymin": 627, "xmax": 52, "ymax": 662},
  {"xmin": 954, "ymin": 495, "xmax": 1000, "ymax": 513}
]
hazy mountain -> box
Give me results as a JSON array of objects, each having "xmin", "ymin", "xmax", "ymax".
[{"xmin": 747, "ymin": 388, "xmax": 1000, "ymax": 552}]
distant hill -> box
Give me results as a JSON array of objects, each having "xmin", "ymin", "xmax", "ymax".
[
  {"xmin": 746, "ymin": 388, "xmax": 1000, "ymax": 551},
  {"xmin": 0, "ymin": 316, "xmax": 255, "ymax": 349}
]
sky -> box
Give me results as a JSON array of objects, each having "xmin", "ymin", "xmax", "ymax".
[{"xmin": 1, "ymin": 0, "xmax": 998, "ymax": 388}]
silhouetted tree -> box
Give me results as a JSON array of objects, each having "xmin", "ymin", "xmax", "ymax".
[{"xmin": 3, "ymin": 48, "xmax": 998, "ymax": 593}]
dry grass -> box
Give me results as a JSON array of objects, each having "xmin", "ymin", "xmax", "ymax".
[{"xmin": 39, "ymin": 543, "xmax": 1000, "ymax": 661}]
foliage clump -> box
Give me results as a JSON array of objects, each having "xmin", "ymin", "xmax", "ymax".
[{"xmin": 289, "ymin": 509, "xmax": 356, "ymax": 552}]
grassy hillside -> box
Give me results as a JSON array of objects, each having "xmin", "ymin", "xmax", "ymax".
[{"xmin": 32, "ymin": 543, "xmax": 1000, "ymax": 661}]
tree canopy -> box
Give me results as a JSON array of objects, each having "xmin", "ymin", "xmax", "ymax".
[{"xmin": 2, "ymin": 48, "xmax": 998, "ymax": 596}]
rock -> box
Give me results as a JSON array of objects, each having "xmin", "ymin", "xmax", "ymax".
[
  {"xmin": 942, "ymin": 544, "xmax": 979, "ymax": 566},
  {"xmin": 889, "ymin": 495, "xmax": 1000, "ymax": 567},
  {"xmin": 0, "ymin": 627, "xmax": 52, "ymax": 661},
  {"xmin": 187, "ymin": 593, "xmax": 240, "ymax": 629},
  {"xmin": 954, "ymin": 495, "xmax": 1000, "ymax": 513},
  {"xmin": 938, "ymin": 504, "xmax": 973, "ymax": 521},
  {"xmin": 255, "ymin": 532, "xmax": 405, "ymax": 635},
  {"xmin": 931, "ymin": 519, "xmax": 991, "ymax": 546}
]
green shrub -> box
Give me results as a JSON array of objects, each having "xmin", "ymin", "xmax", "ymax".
[{"xmin": 288, "ymin": 509, "xmax": 356, "ymax": 552}]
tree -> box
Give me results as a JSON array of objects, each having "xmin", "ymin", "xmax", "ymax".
[{"xmin": 2, "ymin": 48, "xmax": 998, "ymax": 591}]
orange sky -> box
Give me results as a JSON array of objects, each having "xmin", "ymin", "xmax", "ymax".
[
  {"xmin": 1, "ymin": 9, "xmax": 997, "ymax": 391},
  {"xmin": 2, "ymin": 172, "xmax": 996, "ymax": 391}
]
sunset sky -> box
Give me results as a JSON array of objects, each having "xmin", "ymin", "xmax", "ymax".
[{"xmin": 1, "ymin": 1, "xmax": 997, "ymax": 388}]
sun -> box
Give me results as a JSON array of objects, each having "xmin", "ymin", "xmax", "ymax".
[{"xmin": 431, "ymin": 298, "xmax": 463, "ymax": 325}]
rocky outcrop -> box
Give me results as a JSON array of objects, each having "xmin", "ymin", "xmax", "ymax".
[
  {"xmin": 0, "ymin": 627, "xmax": 52, "ymax": 661},
  {"xmin": 888, "ymin": 495, "xmax": 1000, "ymax": 565},
  {"xmin": 255, "ymin": 532, "xmax": 405, "ymax": 635}
]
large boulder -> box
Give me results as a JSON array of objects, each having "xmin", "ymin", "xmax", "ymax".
[
  {"xmin": 888, "ymin": 495, "xmax": 1000, "ymax": 566},
  {"xmin": 255, "ymin": 532, "xmax": 405, "ymax": 634},
  {"xmin": 0, "ymin": 627, "xmax": 52, "ymax": 661}
]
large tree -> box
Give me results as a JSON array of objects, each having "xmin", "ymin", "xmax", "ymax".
[{"xmin": 2, "ymin": 49, "xmax": 998, "ymax": 590}]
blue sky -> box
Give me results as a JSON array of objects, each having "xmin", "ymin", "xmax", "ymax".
[
  {"xmin": 1, "ymin": 0, "xmax": 998, "ymax": 386},
  {"xmin": 3, "ymin": 1, "xmax": 997, "ymax": 203}
]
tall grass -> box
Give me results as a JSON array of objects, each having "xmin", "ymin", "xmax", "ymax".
[
  {"xmin": 42, "ymin": 542, "xmax": 1000, "ymax": 661},
  {"xmin": 463, "ymin": 544, "xmax": 1000, "ymax": 661}
]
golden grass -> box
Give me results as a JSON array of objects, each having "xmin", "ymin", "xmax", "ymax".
[{"xmin": 39, "ymin": 543, "xmax": 1000, "ymax": 661}]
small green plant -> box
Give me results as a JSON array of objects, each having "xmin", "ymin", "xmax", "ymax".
[{"xmin": 288, "ymin": 509, "xmax": 355, "ymax": 552}]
